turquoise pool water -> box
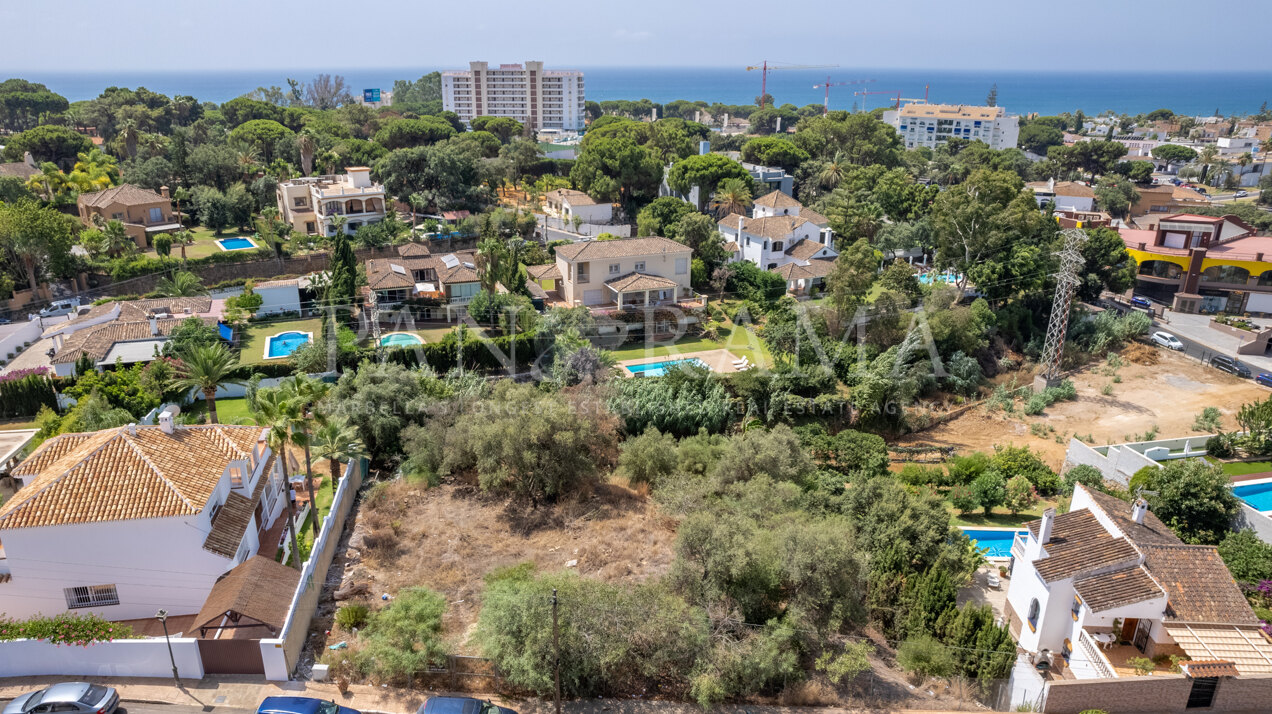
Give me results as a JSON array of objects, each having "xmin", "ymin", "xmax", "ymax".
[
  {"xmin": 919, "ymin": 272, "xmax": 961, "ymax": 285},
  {"xmin": 1234, "ymin": 482, "xmax": 1272, "ymax": 512},
  {"xmin": 960, "ymin": 528, "xmax": 1026, "ymax": 558},
  {"xmin": 626, "ymin": 358, "xmax": 709, "ymax": 377},
  {"xmin": 380, "ymin": 333, "xmax": 423, "ymax": 347},
  {"xmin": 266, "ymin": 331, "xmax": 311, "ymax": 358},
  {"xmin": 218, "ymin": 237, "xmax": 256, "ymax": 250}
]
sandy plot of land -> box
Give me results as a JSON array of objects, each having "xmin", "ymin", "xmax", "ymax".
[
  {"xmin": 328, "ymin": 480, "xmax": 676, "ymax": 653},
  {"xmin": 897, "ymin": 348, "xmax": 1267, "ymax": 469}
]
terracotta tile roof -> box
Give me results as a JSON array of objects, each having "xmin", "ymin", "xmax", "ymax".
[
  {"xmin": 1025, "ymin": 510, "xmax": 1139, "ymax": 582},
  {"xmin": 724, "ymin": 242, "xmax": 739, "ymax": 252},
  {"xmin": 115, "ymin": 297, "xmax": 212, "ymax": 321},
  {"xmin": 772, "ymin": 259, "xmax": 836, "ymax": 281},
  {"xmin": 1084, "ymin": 487, "xmax": 1182, "ymax": 547},
  {"xmin": 554, "ymin": 236, "xmax": 689, "ymax": 262},
  {"xmin": 1073, "ymin": 565, "xmax": 1164, "ymax": 612},
  {"xmin": 0, "ymin": 425, "xmax": 264, "ymax": 530},
  {"xmin": 203, "ymin": 492, "xmax": 253, "ymax": 558},
  {"xmin": 605, "ymin": 272, "xmax": 679, "ymax": 292},
  {"xmin": 717, "ymin": 213, "xmax": 749, "ymax": 229},
  {"xmin": 0, "ymin": 162, "xmax": 40, "ymax": 180},
  {"xmin": 786, "ymin": 238, "xmax": 832, "ymax": 261},
  {"xmin": 547, "ymin": 188, "xmax": 598, "ymax": 206},
  {"xmin": 754, "ymin": 190, "xmax": 802, "ymax": 209},
  {"xmin": 365, "ymin": 258, "xmax": 420, "ymax": 290},
  {"xmin": 193, "ymin": 555, "xmax": 300, "ymax": 636},
  {"xmin": 735, "ymin": 215, "xmax": 812, "ymax": 241},
  {"xmin": 76, "ymin": 184, "xmax": 169, "ymax": 208},
  {"xmin": 799, "ymin": 207, "xmax": 829, "ymax": 226},
  {"xmin": 397, "ymin": 242, "xmax": 432, "ymax": 257},
  {"xmin": 51, "ymin": 317, "xmax": 205, "ymax": 365},
  {"xmin": 1181, "ymin": 660, "xmax": 1241, "ymax": 678},
  {"xmin": 10, "ymin": 433, "xmax": 96, "ymax": 476},
  {"xmin": 1144, "ymin": 544, "xmax": 1260, "ymax": 625},
  {"xmin": 527, "ymin": 263, "xmax": 562, "ymax": 281},
  {"xmin": 1028, "ymin": 181, "xmax": 1096, "ymax": 198},
  {"xmin": 524, "ymin": 279, "xmax": 549, "ymax": 300}
]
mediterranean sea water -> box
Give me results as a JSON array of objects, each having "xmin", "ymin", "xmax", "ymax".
[{"xmin": 15, "ymin": 67, "xmax": 1272, "ymax": 117}]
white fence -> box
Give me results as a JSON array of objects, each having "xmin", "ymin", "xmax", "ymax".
[
  {"xmin": 259, "ymin": 455, "xmax": 365, "ymax": 680},
  {"xmin": 0, "ymin": 637, "xmax": 205, "ymax": 678},
  {"xmin": 0, "ymin": 317, "xmax": 43, "ymax": 367},
  {"xmin": 1062, "ymin": 434, "xmax": 1212, "ymax": 486},
  {"xmin": 537, "ymin": 215, "xmax": 632, "ymax": 239}
]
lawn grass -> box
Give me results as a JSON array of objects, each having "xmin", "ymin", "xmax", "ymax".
[
  {"xmin": 239, "ymin": 318, "xmax": 324, "ymax": 365},
  {"xmin": 0, "ymin": 418, "xmax": 39, "ymax": 431},
  {"xmin": 946, "ymin": 497, "xmax": 1062, "ymax": 528},
  {"xmin": 185, "ymin": 397, "xmax": 256, "ymax": 425},
  {"xmin": 1221, "ymin": 460, "xmax": 1272, "ymax": 476},
  {"xmin": 605, "ymin": 318, "xmax": 770, "ymax": 367}
]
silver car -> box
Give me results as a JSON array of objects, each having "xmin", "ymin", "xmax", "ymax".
[{"xmin": 3, "ymin": 683, "xmax": 119, "ymax": 714}]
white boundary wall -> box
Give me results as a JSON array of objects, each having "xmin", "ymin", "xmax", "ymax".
[
  {"xmin": 1062, "ymin": 435, "xmax": 1212, "ymax": 486},
  {"xmin": 0, "ymin": 318, "xmax": 43, "ymax": 365},
  {"xmin": 260, "ymin": 456, "xmax": 364, "ymax": 680},
  {"xmin": 0, "ymin": 637, "xmax": 205, "ymax": 678}
]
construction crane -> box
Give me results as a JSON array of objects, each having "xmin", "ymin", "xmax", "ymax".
[
  {"xmin": 746, "ymin": 61, "xmax": 838, "ymax": 107},
  {"xmin": 812, "ymin": 77, "xmax": 875, "ymax": 115},
  {"xmin": 853, "ymin": 90, "xmax": 900, "ymax": 113},
  {"xmin": 895, "ymin": 84, "xmax": 932, "ymax": 106}
]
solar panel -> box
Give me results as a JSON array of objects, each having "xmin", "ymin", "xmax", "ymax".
[
  {"xmin": 390, "ymin": 263, "xmax": 407, "ymax": 275},
  {"xmin": 441, "ymin": 254, "xmax": 460, "ymax": 269}
]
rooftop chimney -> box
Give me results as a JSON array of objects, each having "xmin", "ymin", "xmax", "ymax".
[
  {"xmin": 149, "ymin": 316, "xmax": 158, "ymax": 335},
  {"xmin": 127, "ymin": 423, "xmax": 137, "ymax": 437},
  {"xmin": 158, "ymin": 405, "xmax": 179, "ymax": 435},
  {"xmin": 1131, "ymin": 498, "xmax": 1149, "ymax": 525},
  {"xmin": 159, "ymin": 185, "xmax": 170, "ymax": 199},
  {"xmin": 1039, "ymin": 507, "xmax": 1056, "ymax": 545}
]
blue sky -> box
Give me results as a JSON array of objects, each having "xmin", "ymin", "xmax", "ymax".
[{"xmin": 4, "ymin": 0, "xmax": 1270, "ymax": 73}]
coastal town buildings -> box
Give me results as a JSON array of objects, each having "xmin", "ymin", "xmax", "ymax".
[
  {"xmin": 882, "ymin": 103, "xmax": 1020, "ymax": 150},
  {"xmin": 442, "ymin": 61, "xmax": 585, "ymax": 132}
]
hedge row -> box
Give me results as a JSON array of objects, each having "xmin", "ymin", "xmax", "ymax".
[{"xmin": 0, "ymin": 372, "xmax": 59, "ymax": 419}]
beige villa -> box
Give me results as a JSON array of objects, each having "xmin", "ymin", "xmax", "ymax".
[
  {"xmin": 76, "ymin": 184, "xmax": 180, "ymax": 248},
  {"xmin": 550, "ymin": 236, "xmax": 700, "ymax": 309},
  {"xmin": 276, "ymin": 167, "xmax": 387, "ymax": 236}
]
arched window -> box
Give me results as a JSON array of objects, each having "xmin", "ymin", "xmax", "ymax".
[
  {"xmin": 1138, "ymin": 260, "xmax": 1182, "ymax": 280},
  {"xmin": 1258, "ymin": 270, "xmax": 1272, "ymax": 287},
  {"xmin": 1028, "ymin": 598, "xmax": 1041, "ymax": 630},
  {"xmin": 1200, "ymin": 265, "xmax": 1250, "ymax": 284}
]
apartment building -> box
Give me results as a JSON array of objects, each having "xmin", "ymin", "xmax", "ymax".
[
  {"xmin": 276, "ymin": 167, "xmax": 386, "ymax": 236},
  {"xmin": 882, "ymin": 103, "xmax": 1020, "ymax": 150},
  {"xmin": 442, "ymin": 61, "xmax": 585, "ymax": 132}
]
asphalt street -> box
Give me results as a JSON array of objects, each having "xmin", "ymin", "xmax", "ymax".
[{"xmin": 0, "ymin": 702, "xmax": 256, "ymax": 714}]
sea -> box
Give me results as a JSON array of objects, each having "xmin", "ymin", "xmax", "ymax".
[{"xmin": 14, "ymin": 67, "xmax": 1272, "ymax": 117}]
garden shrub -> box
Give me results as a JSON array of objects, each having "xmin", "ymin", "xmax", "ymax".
[
  {"xmin": 336, "ymin": 604, "xmax": 369, "ymax": 630},
  {"xmin": 0, "ymin": 612, "xmax": 138, "ymax": 644}
]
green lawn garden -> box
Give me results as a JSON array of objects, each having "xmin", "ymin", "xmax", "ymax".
[
  {"xmin": 1220, "ymin": 460, "xmax": 1272, "ymax": 476},
  {"xmin": 185, "ymin": 397, "xmax": 256, "ymax": 425},
  {"xmin": 607, "ymin": 319, "xmax": 771, "ymax": 367},
  {"xmin": 946, "ymin": 497, "xmax": 1063, "ymax": 528},
  {"xmin": 239, "ymin": 318, "xmax": 325, "ymax": 365}
]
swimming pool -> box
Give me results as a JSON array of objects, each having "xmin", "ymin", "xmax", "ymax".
[
  {"xmin": 919, "ymin": 272, "xmax": 961, "ymax": 285},
  {"xmin": 265, "ymin": 331, "xmax": 311, "ymax": 359},
  {"xmin": 217, "ymin": 237, "xmax": 257, "ymax": 251},
  {"xmin": 625, "ymin": 357, "xmax": 709, "ymax": 377},
  {"xmin": 380, "ymin": 333, "xmax": 423, "ymax": 348},
  {"xmin": 1234, "ymin": 481, "xmax": 1272, "ymax": 512},
  {"xmin": 960, "ymin": 527, "xmax": 1027, "ymax": 559}
]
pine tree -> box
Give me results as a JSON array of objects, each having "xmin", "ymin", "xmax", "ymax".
[{"xmin": 986, "ymin": 83, "xmax": 998, "ymax": 107}]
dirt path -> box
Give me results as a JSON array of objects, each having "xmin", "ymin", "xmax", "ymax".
[{"xmin": 897, "ymin": 348, "xmax": 1265, "ymax": 469}]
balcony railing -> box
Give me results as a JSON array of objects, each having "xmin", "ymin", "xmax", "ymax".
[{"xmin": 1076, "ymin": 630, "xmax": 1117, "ymax": 680}]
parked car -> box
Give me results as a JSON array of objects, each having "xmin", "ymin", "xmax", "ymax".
[
  {"xmin": 417, "ymin": 698, "xmax": 517, "ymax": 714},
  {"xmin": 258, "ymin": 698, "xmax": 359, "ymax": 714},
  {"xmin": 1256, "ymin": 372, "xmax": 1272, "ymax": 388},
  {"xmin": 1130, "ymin": 296, "xmax": 1153, "ymax": 309},
  {"xmin": 1210, "ymin": 354, "xmax": 1252, "ymax": 378},
  {"xmin": 1235, "ymin": 190, "xmax": 1249, "ymax": 198},
  {"xmin": 3, "ymin": 683, "xmax": 119, "ymax": 714},
  {"xmin": 38, "ymin": 299, "xmax": 78, "ymax": 318},
  {"xmin": 1151, "ymin": 331, "xmax": 1184, "ymax": 350}
]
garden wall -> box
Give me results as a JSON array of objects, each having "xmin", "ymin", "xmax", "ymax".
[
  {"xmin": 259, "ymin": 455, "xmax": 365, "ymax": 681},
  {"xmin": 0, "ymin": 318, "xmax": 42, "ymax": 364},
  {"xmin": 1063, "ymin": 438, "xmax": 1160, "ymax": 485},
  {"xmin": 0, "ymin": 637, "xmax": 205, "ymax": 678},
  {"xmin": 1043, "ymin": 673, "xmax": 1272, "ymax": 713}
]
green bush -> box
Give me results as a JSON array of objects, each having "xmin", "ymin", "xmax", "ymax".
[
  {"xmin": 1062, "ymin": 464, "xmax": 1105, "ymax": 495},
  {"xmin": 344, "ymin": 587, "xmax": 448, "ymax": 684},
  {"xmin": 896, "ymin": 634, "xmax": 955, "ymax": 681},
  {"xmin": 1206, "ymin": 431, "xmax": 1236, "ymax": 458},
  {"xmin": 1218, "ymin": 529, "xmax": 1272, "ymax": 583},
  {"xmin": 335, "ymin": 604, "xmax": 369, "ymax": 630},
  {"xmin": 0, "ymin": 612, "xmax": 139, "ymax": 644}
]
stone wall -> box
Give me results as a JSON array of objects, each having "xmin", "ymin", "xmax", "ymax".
[{"xmin": 1043, "ymin": 673, "xmax": 1272, "ymax": 714}]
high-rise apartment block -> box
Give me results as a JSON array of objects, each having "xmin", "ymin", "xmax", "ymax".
[
  {"xmin": 882, "ymin": 103, "xmax": 1020, "ymax": 150},
  {"xmin": 441, "ymin": 61, "xmax": 585, "ymax": 132}
]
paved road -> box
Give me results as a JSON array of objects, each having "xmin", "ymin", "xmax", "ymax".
[{"xmin": 0, "ymin": 703, "xmax": 255, "ymax": 714}]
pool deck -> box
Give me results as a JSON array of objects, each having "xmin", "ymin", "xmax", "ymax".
[
  {"xmin": 1231, "ymin": 475, "xmax": 1272, "ymax": 515},
  {"xmin": 217, "ymin": 237, "xmax": 259, "ymax": 251},
  {"xmin": 616, "ymin": 348, "xmax": 744, "ymax": 377},
  {"xmin": 263, "ymin": 330, "xmax": 312, "ymax": 360},
  {"xmin": 958, "ymin": 526, "xmax": 1025, "ymax": 561}
]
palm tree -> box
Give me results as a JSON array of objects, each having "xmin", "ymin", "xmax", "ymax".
[
  {"xmin": 153, "ymin": 270, "xmax": 206, "ymax": 297},
  {"xmin": 818, "ymin": 151, "xmax": 848, "ymax": 190},
  {"xmin": 251, "ymin": 387, "xmax": 304, "ymax": 571},
  {"xmin": 1198, "ymin": 145, "xmax": 1219, "ymax": 184},
  {"xmin": 282, "ymin": 375, "xmax": 331, "ymax": 536},
  {"xmin": 236, "ymin": 147, "xmax": 261, "ymax": 181},
  {"xmin": 712, "ymin": 177, "xmax": 753, "ymax": 217},
  {"xmin": 117, "ymin": 119, "xmax": 140, "ymax": 160},
  {"xmin": 329, "ymin": 214, "xmax": 348, "ymax": 238},
  {"xmin": 1262, "ymin": 138, "xmax": 1272, "ymax": 155},
  {"xmin": 296, "ymin": 130, "xmax": 318, "ymax": 176},
  {"xmin": 409, "ymin": 193, "xmax": 427, "ymax": 230},
  {"xmin": 312, "ymin": 417, "xmax": 366, "ymax": 487},
  {"xmin": 26, "ymin": 163, "xmax": 71, "ymax": 203},
  {"xmin": 171, "ymin": 344, "xmax": 246, "ymax": 425},
  {"xmin": 172, "ymin": 229, "xmax": 195, "ymax": 261},
  {"xmin": 68, "ymin": 150, "xmax": 118, "ymax": 192},
  {"xmin": 102, "ymin": 219, "xmax": 133, "ymax": 257},
  {"xmin": 1239, "ymin": 151, "xmax": 1255, "ymax": 169}
]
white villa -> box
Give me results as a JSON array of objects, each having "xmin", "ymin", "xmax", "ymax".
[
  {"xmin": 718, "ymin": 190, "xmax": 838, "ymax": 294},
  {"xmin": 1005, "ymin": 484, "xmax": 1272, "ymax": 680},
  {"xmin": 276, "ymin": 167, "xmax": 386, "ymax": 237},
  {"xmin": 0, "ymin": 414, "xmax": 290, "ymax": 620}
]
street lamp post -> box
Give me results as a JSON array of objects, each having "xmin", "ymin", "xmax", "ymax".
[{"xmin": 156, "ymin": 609, "xmax": 180, "ymax": 687}]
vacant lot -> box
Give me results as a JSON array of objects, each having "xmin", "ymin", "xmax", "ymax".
[
  {"xmin": 324, "ymin": 479, "xmax": 676, "ymax": 654},
  {"xmin": 898, "ymin": 347, "xmax": 1267, "ymax": 469}
]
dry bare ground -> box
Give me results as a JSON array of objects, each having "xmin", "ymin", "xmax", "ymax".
[
  {"xmin": 322, "ymin": 478, "xmax": 676, "ymax": 654},
  {"xmin": 897, "ymin": 346, "xmax": 1267, "ymax": 469}
]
